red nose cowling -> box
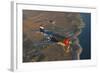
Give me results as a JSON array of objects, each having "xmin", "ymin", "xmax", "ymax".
[{"xmin": 63, "ymin": 38, "xmax": 70, "ymax": 46}]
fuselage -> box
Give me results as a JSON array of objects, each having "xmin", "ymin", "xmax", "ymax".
[{"xmin": 39, "ymin": 26, "xmax": 72, "ymax": 47}]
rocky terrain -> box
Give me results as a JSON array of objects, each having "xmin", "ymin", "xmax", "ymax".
[{"xmin": 23, "ymin": 10, "xmax": 85, "ymax": 62}]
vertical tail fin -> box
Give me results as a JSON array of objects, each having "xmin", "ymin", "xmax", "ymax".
[{"xmin": 40, "ymin": 26, "xmax": 45, "ymax": 33}]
